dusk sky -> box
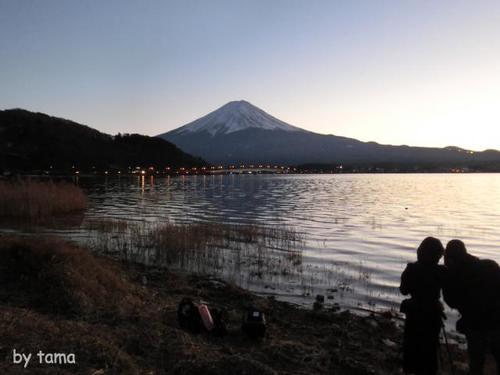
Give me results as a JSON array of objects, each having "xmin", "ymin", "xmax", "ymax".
[{"xmin": 1, "ymin": 0, "xmax": 499, "ymax": 151}]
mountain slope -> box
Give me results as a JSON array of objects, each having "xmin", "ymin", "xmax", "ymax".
[
  {"xmin": 0, "ymin": 109, "xmax": 206, "ymax": 172},
  {"xmin": 158, "ymin": 101, "xmax": 500, "ymax": 166}
]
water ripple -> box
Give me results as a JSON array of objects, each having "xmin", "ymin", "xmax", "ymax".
[{"xmin": 73, "ymin": 173, "xmax": 500, "ymax": 312}]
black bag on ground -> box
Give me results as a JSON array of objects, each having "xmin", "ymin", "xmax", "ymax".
[
  {"xmin": 241, "ymin": 306, "xmax": 266, "ymax": 338},
  {"xmin": 177, "ymin": 298, "xmax": 203, "ymax": 334}
]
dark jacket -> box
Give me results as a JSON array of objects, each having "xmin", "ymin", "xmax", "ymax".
[
  {"xmin": 400, "ymin": 262, "xmax": 446, "ymax": 315},
  {"xmin": 400, "ymin": 261, "xmax": 446, "ymax": 375},
  {"xmin": 443, "ymin": 257, "xmax": 500, "ymax": 331}
]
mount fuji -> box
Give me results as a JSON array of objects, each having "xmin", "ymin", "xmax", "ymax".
[
  {"xmin": 168, "ymin": 100, "xmax": 305, "ymax": 136},
  {"xmin": 158, "ymin": 100, "xmax": 500, "ymax": 166}
]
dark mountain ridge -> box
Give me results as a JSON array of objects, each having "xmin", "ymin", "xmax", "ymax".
[{"xmin": 0, "ymin": 109, "xmax": 206, "ymax": 172}]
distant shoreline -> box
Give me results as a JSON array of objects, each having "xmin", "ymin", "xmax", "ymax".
[{"xmin": 2, "ymin": 170, "xmax": 500, "ymax": 179}]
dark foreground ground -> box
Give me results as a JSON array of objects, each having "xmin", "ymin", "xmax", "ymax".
[{"xmin": 0, "ymin": 235, "xmax": 475, "ymax": 374}]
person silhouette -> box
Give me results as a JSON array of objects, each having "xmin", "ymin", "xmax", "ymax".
[
  {"xmin": 443, "ymin": 239, "xmax": 500, "ymax": 375},
  {"xmin": 400, "ymin": 237, "xmax": 446, "ymax": 375}
]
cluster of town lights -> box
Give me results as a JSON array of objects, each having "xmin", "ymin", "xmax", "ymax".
[{"xmin": 69, "ymin": 164, "xmax": 299, "ymax": 175}]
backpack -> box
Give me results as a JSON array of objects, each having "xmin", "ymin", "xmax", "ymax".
[
  {"xmin": 177, "ymin": 298, "xmax": 228, "ymax": 336},
  {"xmin": 241, "ymin": 306, "xmax": 266, "ymax": 338},
  {"xmin": 177, "ymin": 298, "xmax": 203, "ymax": 334}
]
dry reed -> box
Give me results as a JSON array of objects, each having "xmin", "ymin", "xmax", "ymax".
[
  {"xmin": 0, "ymin": 179, "xmax": 87, "ymax": 219},
  {"xmin": 82, "ymin": 219, "xmax": 305, "ymax": 279}
]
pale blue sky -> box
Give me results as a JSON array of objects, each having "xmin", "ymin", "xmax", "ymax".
[{"xmin": 1, "ymin": 0, "xmax": 499, "ymax": 150}]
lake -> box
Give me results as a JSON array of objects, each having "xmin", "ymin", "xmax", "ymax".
[{"xmin": 12, "ymin": 173, "xmax": 500, "ymax": 319}]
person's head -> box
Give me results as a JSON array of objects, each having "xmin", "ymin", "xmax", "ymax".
[
  {"xmin": 417, "ymin": 237, "xmax": 444, "ymax": 265},
  {"xmin": 444, "ymin": 239, "xmax": 468, "ymax": 269}
]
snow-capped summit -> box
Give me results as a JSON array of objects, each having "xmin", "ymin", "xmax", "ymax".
[{"xmin": 168, "ymin": 100, "xmax": 306, "ymax": 136}]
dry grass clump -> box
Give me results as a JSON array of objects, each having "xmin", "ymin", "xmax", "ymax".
[
  {"xmin": 149, "ymin": 221, "xmax": 304, "ymax": 270},
  {"xmin": 84, "ymin": 219, "xmax": 303, "ymax": 246},
  {"xmin": 0, "ymin": 236, "xmax": 140, "ymax": 320},
  {"xmin": 0, "ymin": 179, "xmax": 87, "ymax": 219},
  {"xmin": 82, "ymin": 219, "xmax": 304, "ymax": 278},
  {"xmin": 164, "ymin": 221, "xmax": 303, "ymax": 244},
  {"xmin": 0, "ymin": 306, "xmax": 139, "ymax": 374},
  {"xmin": 0, "ymin": 236, "xmax": 151, "ymax": 373}
]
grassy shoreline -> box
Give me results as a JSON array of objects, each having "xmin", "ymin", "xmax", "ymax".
[{"xmin": 0, "ymin": 236, "xmax": 470, "ymax": 374}]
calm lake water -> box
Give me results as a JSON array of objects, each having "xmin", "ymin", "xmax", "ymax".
[
  {"xmin": 66, "ymin": 173, "xmax": 499, "ymax": 314},
  {"xmin": 9, "ymin": 174, "xmax": 499, "ymax": 319}
]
